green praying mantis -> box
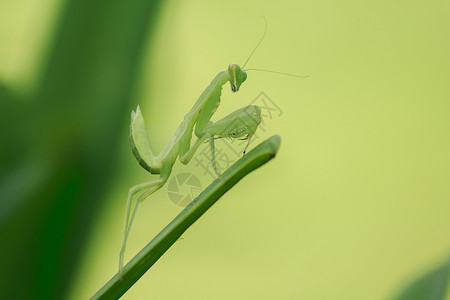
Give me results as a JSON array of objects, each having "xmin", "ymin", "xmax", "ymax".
[{"xmin": 119, "ymin": 21, "xmax": 306, "ymax": 271}]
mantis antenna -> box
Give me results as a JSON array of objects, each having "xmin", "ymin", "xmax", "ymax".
[
  {"xmin": 242, "ymin": 17, "xmax": 309, "ymax": 78},
  {"xmin": 245, "ymin": 69, "xmax": 309, "ymax": 78},
  {"xmin": 242, "ymin": 17, "xmax": 268, "ymax": 68}
]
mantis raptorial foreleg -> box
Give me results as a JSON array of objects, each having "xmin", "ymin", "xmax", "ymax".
[{"xmin": 202, "ymin": 104, "xmax": 262, "ymax": 175}]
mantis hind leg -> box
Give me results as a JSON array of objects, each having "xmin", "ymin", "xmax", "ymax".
[
  {"xmin": 119, "ymin": 152, "xmax": 177, "ymax": 272},
  {"xmin": 119, "ymin": 179, "xmax": 165, "ymax": 272}
]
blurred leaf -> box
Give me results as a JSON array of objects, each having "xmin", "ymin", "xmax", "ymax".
[
  {"xmin": 0, "ymin": 83, "xmax": 27, "ymax": 178},
  {"xmin": 393, "ymin": 259, "xmax": 450, "ymax": 300},
  {"xmin": 0, "ymin": 0, "xmax": 163, "ymax": 299}
]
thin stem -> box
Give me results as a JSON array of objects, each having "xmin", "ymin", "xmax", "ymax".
[{"xmin": 91, "ymin": 135, "xmax": 281, "ymax": 300}]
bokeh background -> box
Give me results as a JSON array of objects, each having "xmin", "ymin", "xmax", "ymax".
[{"xmin": 1, "ymin": 0, "xmax": 449, "ymax": 299}]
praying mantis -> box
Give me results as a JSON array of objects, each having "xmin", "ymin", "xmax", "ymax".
[
  {"xmin": 120, "ymin": 64, "xmax": 260, "ymax": 271},
  {"xmin": 119, "ymin": 21, "xmax": 306, "ymax": 271}
]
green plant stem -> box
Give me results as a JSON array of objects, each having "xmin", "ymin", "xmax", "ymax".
[{"xmin": 91, "ymin": 135, "xmax": 281, "ymax": 300}]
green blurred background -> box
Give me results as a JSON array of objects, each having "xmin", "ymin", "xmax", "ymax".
[{"xmin": 1, "ymin": 0, "xmax": 449, "ymax": 299}]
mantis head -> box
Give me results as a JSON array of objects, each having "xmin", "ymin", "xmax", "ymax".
[{"xmin": 228, "ymin": 63, "xmax": 247, "ymax": 93}]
